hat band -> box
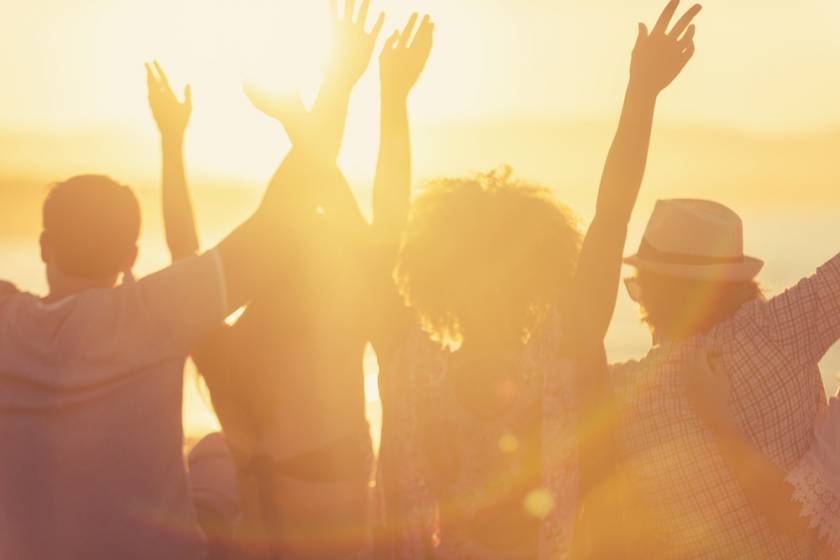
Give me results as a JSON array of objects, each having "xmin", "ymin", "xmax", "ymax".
[{"xmin": 637, "ymin": 239, "xmax": 745, "ymax": 266}]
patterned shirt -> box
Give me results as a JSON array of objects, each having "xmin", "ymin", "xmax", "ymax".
[
  {"xmin": 612, "ymin": 253, "xmax": 840, "ymax": 558},
  {"xmin": 378, "ymin": 311, "xmax": 580, "ymax": 559}
]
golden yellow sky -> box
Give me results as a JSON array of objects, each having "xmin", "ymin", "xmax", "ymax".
[
  {"xmin": 5, "ymin": 1, "xmax": 840, "ymax": 127},
  {"xmin": 4, "ymin": 1, "xmax": 840, "ymax": 203},
  {"xmin": 3, "ymin": 1, "xmax": 840, "ymax": 439}
]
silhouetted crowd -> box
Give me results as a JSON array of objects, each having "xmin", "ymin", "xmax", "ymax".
[{"xmin": 1, "ymin": 1, "xmax": 838, "ymax": 559}]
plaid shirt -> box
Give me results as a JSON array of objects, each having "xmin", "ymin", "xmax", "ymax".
[{"xmin": 611, "ymin": 253, "xmax": 840, "ymax": 558}]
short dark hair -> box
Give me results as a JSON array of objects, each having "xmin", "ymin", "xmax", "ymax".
[
  {"xmin": 43, "ymin": 175, "xmax": 141, "ymax": 280},
  {"xmin": 634, "ymin": 270, "xmax": 764, "ymax": 341}
]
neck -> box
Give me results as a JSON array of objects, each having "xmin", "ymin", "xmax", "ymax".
[{"xmin": 44, "ymin": 271, "xmax": 118, "ymax": 303}]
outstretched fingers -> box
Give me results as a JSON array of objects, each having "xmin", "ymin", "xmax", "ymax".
[
  {"xmin": 381, "ymin": 30, "xmax": 399, "ymax": 55},
  {"xmin": 145, "ymin": 62, "xmax": 157, "ymax": 90},
  {"xmin": 344, "ymin": 0, "xmax": 355, "ymax": 22},
  {"xmin": 357, "ymin": 0, "xmax": 370, "ymax": 26},
  {"xmin": 652, "ymin": 0, "xmax": 680, "ymax": 36},
  {"xmin": 669, "ymin": 4, "xmax": 702, "ymax": 39},
  {"xmin": 153, "ymin": 61, "xmax": 174, "ymax": 95},
  {"xmin": 369, "ymin": 12, "xmax": 385, "ymax": 39},
  {"xmin": 398, "ymin": 13, "xmax": 419, "ymax": 48},
  {"xmin": 677, "ymin": 24, "xmax": 696, "ymax": 49},
  {"xmin": 414, "ymin": 18, "xmax": 434, "ymax": 56},
  {"xmin": 409, "ymin": 15, "xmax": 432, "ymax": 49}
]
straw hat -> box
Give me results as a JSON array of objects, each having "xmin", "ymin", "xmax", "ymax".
[{"xmin": 624, "ymin": 199, "xmax": 764, "ymax": 281}]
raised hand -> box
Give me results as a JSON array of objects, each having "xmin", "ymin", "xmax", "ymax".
[
  {"xmin": 630, "ymin": 0, "xmax": 701, "ymax": 95},
  {"xmin": 380, "ymin": 13, "xmax": 434, "ymax": 99},
  {"xmin": 327, "ymin": 0, "xmax": 385, "ymax": 86},
  {"xmin": 146, "ymin": 61, "xmax": 192, "ymax": 141}
]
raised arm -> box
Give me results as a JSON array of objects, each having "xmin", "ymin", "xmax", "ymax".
[
  {"xmin": 372, "ymin": 13, "xmax": 433, "ymax": 247},
  {"xmin": 246, "ymin": 0, "xmax": 384, "ymax": 165},
  {"xmin": 146, "ymin": 61, "xmax": 200, "ymax": 262},
  {"xmin": 571, "ymin": 3, "xmax": 701, "ymax": 550},
  {"xmin": 364, "ymin": 14, "xmax": 435, "ymax": 363},
  {"xmin": 214, "ymin": 149, "xmax": 331, "ymax": 312},
  {"xmin": 244, "ymin": 0, "xmax": 383, "ymax": 229},
  {"xmin": 573, "ymin": 0, "xmax": 700, "ymax": 343}
]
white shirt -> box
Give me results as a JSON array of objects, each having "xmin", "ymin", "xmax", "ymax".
[
  {"xmin": 787, "ymin": 394, "xmax": 840, "ymax": 557},
  {"xmin": 0, "ymin": 251, "xmax": 229, "ymax": 560}
]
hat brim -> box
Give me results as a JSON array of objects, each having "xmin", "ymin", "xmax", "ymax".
[{"xmin": 623, "ymin": 254, "xmax": 764, "ymax": 281}]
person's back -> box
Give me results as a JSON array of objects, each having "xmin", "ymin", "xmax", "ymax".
[
  {"xmin": 0, "ymin": 280, "xmax": 208, "ymax": 559},
  {"xmin": 612, "ymin": 199, "xmax": 839, "ymax": 557},
  {"xmin": 0, "ymin": 175, "xmax": 231, "ymax": 558},
  {"xmin": 0, "ymin": 154, "xmax": 314, "ymax": 558},
  {"xmin": 203, "ymin": 205, "xmax": 377, "ymax": 556},
  {"xmin": 0, "ymin": 175, "xmax": 205, "ymax": 558}
]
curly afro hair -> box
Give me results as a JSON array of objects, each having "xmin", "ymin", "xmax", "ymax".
[{"xmin": 396, "ymin": 168, "xmax": 582, "ymax": 346}]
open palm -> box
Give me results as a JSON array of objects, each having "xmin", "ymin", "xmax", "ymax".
[
  {"xmin": 146, "ymin": 61, "xmax": 191, "ymax": 139},
  {"xmin": 631, "ymin": 0, "xmax": 702, "ymax": 95},
  {"xmin": 380, "ymin": 13, "xmax": 434, "ymax": 98},
  {"xmin": 327, "ymin": 0, "xmax": 385, "ymax": 86}
]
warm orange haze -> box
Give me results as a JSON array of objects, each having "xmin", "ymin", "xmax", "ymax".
[
  {"xmin": 1, "ymin": 0, "xmax": 839, "ymax": 558},
  {"xmin": 3, "ymin": 0, "xmax": 838, "ymax": 439}
]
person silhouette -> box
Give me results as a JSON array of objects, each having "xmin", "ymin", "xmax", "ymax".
[
  {"xmin": 374, "ymin": 1, "xmax": 700, "ymax": 558},
  {"xmin": 0, "ymin": 111, "xmax": 338, "ymax": 560},
  {"xmin": 611, "ymin": 195, "xmax": 840, "ymax": 557},
  {"xmin": 148, "ymin": 3, "xmax": 434, "ymax": 557}
]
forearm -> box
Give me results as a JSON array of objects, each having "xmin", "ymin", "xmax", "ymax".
[
  {"xmin": 161, "ymin": 135, "xmax": 200, "ymax": 260},
  {"xmin": 596, "ymin": 82, "xmax": 657, "ymax": 223},
  {"xmin": 215, "ymin": 150, "xmax": 315, "ymax": 310},
  {"xmin": 707, "ymin": 421, "xmax": 812, "ymax": 537},
  {"xmin": 372, "ymin": 91, "xmax": 411, "ymax": 244},
  {"xmin": 575, "ymin": 344, "xmax": 621, "ymax": 498},
  {"xmin": 571, "ymin": 83, "xmax": 657, "ymax": 342},
  {"xmin": 308, "ymin": 74, "xmax": 355, "ymax": 163}
]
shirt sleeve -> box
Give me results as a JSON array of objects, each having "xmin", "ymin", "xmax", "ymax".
[
  {"xmin": 124, "ymin": 250, "xmax": 229, "ymax": 355},
  {"xmin": 64, "ymin": 250, "xmax": 230, "ymax": 371},
  {"xmin": 744, "ymin": 252, "xmax": 840, "ymax": 369}
]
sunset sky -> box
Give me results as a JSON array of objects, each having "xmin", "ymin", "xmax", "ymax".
[
  {"xmin": 5, "ymin": 0, "xmax": 840, "ymax": 193},
  {"xmin": 2, "ymin": 1, "xmax": 839, "ymax": 439}
]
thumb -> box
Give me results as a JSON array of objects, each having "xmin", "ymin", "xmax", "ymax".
[
  {"xmin": 183, "ymin": 84, "xmax": 192, "ymax": 108},
  {"xmin": 636, "ymin": 22, "xmax": 648, "ymax": 44}
]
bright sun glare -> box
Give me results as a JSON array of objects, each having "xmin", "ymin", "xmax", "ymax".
[{"xmin": 144, "ymin": 0, "xmax": 406, "ymax": 186}]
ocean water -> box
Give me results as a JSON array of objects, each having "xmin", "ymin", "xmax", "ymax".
[{"xmin": 2, "ymin": 212, "xmax": 838, "ymax": 447}]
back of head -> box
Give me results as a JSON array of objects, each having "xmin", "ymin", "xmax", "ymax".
[
  {"xmin": 42, "ymin": 175, "xmax": 141, "ymax": 281},
  {"xmin": 396, "ymin": 169, "xmax": 581, "ymax": 346},
  {"xmin": 634, "ymin": 271, "xmax": 763, "ymax": 342}
]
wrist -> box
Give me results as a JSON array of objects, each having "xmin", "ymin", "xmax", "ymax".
[
  {"xmin": 626, "ymin": 79, "xmax": 660, "ymax": 103},
  {"xmin": 324, "ymin": 71, "xmax": 358, "ymax": 93},
  {"xmin": 161, "ymin": 133, "xmax": 185, "ymax": 150},
  {"xmin": 380, "ymin": 85, "xmax": 410, "ymax": 105}
]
